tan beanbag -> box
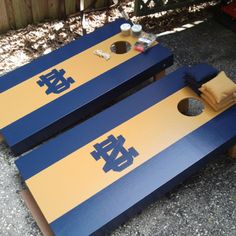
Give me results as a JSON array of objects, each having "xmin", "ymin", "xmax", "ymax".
[
  {"xmin": 201, "ymin": 71, "xmax": 236, "ymax": 104},
  {"xmin": 199, "ymin": 87, "xmax": 236, "ymax": 105},
  {"xmin": 201, "ymin": 94, "xmax": 235, "ymax": 111}
]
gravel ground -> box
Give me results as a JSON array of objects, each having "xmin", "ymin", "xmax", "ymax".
[{"xmin": 0, "ymin": 11, "xmax": 236, "ymax": 236}]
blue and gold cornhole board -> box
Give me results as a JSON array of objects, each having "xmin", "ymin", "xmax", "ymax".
[
  {"xmin": 0, "ymin": 18, "xmax": 173, "ymax": 155},
  {"xmin": 16, "ymin": 65, "xmax": 236, "ymax": 236}
]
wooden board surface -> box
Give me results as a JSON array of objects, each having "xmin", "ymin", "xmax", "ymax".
[
  {"xmin": 47, "ymin": 0, "xmax": 60, "ymax": 19},
  {"xmin": 25, "ymin": 86, "xmax": 224, "ymax": 223},
  {"xmin": 16, "ymin": 65, "xmax": 236, "ymax": 235},
  {"xmin": 0, "ymin": 19, "xmax": 173, "ymax": 155},
  {"xmin": 0, "ymin": 33, "xmax": 142, "ymax": 129}
]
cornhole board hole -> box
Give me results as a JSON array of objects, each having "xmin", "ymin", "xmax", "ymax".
[
  {"xmin": 0, "ymin": 18, "xmax": 173, "ymax": 155},
  {"xmin": 15, "ymin": 64, "xmax": 236, "ymax": 236}
]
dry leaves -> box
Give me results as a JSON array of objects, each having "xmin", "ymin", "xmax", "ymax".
[{"xmin": 0, "ymin": 0, "xmax": 216, "ymax": 75}]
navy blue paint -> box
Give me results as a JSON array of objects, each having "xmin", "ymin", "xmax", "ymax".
[
  {"xmin": 49, "ymin": 105, "xmax": 236, "ymax": 236},
  {"xmin": 4, "ymin": 43, "xmax": 173, "ymax": 155},
  {"xmin": 15, "ymin": 66, "xmax": 187, "ymax": 180},
  {"xmin": 91, "ymin": 134, "xmax": 139, "ymax": 173},
  {"xmin": 0, "ymin": 18, "xmax": 126, "ymax": 93},
  {"xmin": 186, "ymin": 63, "xmax": 219, "ymax": 82},
  {"xmin": 15, "ymin": 64, "xmax": 236, "ymax": 235},
  {"xmin": 185, "ymin": 63, "xmax": 219, "ymax": 95}
]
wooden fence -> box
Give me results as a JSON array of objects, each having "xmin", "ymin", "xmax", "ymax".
[
  {"xmin": 134, "ymin": 0, "xmax": 211, "ymax": 16},
  {"xmin": 0, "ymin": 0, "xmax": 110, "ymax": 33}
]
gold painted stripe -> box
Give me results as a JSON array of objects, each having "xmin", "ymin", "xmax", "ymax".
[
  {"xmin": 26, "ymin": 87, "xmax": 223, "ymax": 223},
  {"xmin": 0, "ymin": 33, "xmax": 145, "ymax": 129}
]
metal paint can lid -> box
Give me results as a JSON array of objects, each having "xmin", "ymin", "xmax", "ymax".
[
  {"xmin": 120, "ymin": 23, "xmax": 131, "ymax": 36},
  {"xmin": 131, "ymin": 24, "xmax": 142, "ymax": 37}
]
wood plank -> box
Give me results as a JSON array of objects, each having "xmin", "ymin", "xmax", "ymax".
[
  {"xmin": 31, "ymin": 0, "xmax": 48, "ymax": 23},
  {"xmin": 4, "ymin": 0, "xmax": 16, "ymax": 29},
  {"xmin": 81, "ymin": 0, "xmax": 109, "ymax": 10},
  {"xmin": 81, "ymin": 0, "xmax": 94, "ymax": 10},
  {"xmin": 0, "ymin": 0, "xmax": 10, "ymax": 33},
  {"xmin": 16, "ymin": 65, "xmax": 236, "ymax": 235},
  {"xmin": 65, "ymin": 0, "xmax": 76, "ymax": 16},
  {"xmin": 154, "ymin": 70, "xmax": 165, "ymax": 80},
  {"xmin": 76, "ymin": 0, "xmax": 80, "ymax": 11},
  {"xmin": 47, "ymin": 0, "xmax": 60, "ymax": 19},
  {"xmin": 0, "ymin": 134, "xmax": 4, "ymax": 143},
  {"xmin": 228, "ymin": 145, "xmax": 236, "ymax": 159},
  {"xmin": 12, "ymin": 0, "xmax": 33, "ymax": 29},
  {"xmin": 21, "ymin": 190, "xmax": 54, "ymax": 236},
  {"xmin": 95, "ymin": 0, "xmax": 109, "ymax": 8}
]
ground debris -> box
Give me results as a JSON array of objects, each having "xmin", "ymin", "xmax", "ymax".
[{"xmin": 0, "ymin": 0, "xmax": 217, "ymax": 75}]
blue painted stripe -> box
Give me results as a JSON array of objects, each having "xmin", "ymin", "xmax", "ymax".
[
  {"xmin": 5, "ymin": 43, "xmax": 173, "ymax": 154},
  {"xmin": 0, "ymin": 18, "xmax": 126, "ymax": 92},
  {"xmin": 49, "ymin": 105, "xmax": 236, "ymax": 236},
  {"xmin": 15, "ymin": 65, "xmax": 187, "ymax": 180}
]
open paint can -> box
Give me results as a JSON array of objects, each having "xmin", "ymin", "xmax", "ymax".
[
  {"xmin": 131, "ymin": 24, "xmax": 142, "ymax": 37},
  {"xmin": 120, "ymin": 23, "xmax": 131, "ymax": 36}
]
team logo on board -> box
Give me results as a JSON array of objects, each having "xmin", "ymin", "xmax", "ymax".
[
  {"xmin": 91, "ymin": 135, "xmax": 139, "ymax": 173},
  {"xmin": 37, "ymin": 69, "xmax": 75, "ymax": 95}
]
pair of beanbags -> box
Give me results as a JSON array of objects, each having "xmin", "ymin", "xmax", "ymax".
[{"xmin": 185, "ymin": 64, "xmax": 236, "ymax": 111}]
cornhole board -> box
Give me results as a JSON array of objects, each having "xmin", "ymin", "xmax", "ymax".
[
  {"xmin": 15, "ymin": 65, "xmax": 236, "ymax": 236},
  {"xmin": 0, "ymin": 18, "xmax": 173, "ymax": 155}
]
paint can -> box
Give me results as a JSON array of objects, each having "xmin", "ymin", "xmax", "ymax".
[
  {"xmin": 120, "ymin": 23, "xmax": 131, "ymax": 36},
  {"xmin": 131, "ymin": 24, "xmax": 142, "ymax": 37}
]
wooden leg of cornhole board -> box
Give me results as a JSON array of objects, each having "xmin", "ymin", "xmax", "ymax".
[
  {"xmin": 154, "ymin": 70, "xmax": 166, "ymax": 81},
  {"xmin": 228, "ymin": 145, "xmax": 236, "ymax": 159},
  {"xmin": 0, "ymin": 134, "xmax": 4, "ymax": 144},
  {"xmin": 20, "ymin": 190, "xmax": 53, "ymax": 236}
]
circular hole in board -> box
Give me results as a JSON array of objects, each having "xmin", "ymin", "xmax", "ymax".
[
  {"xmin": 110, "ymin": 41, "xmax": 132, "ymax": 54},
  {"xmin": 177, "ymin": 97, "xmax": 205, "ymax": 117}
]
